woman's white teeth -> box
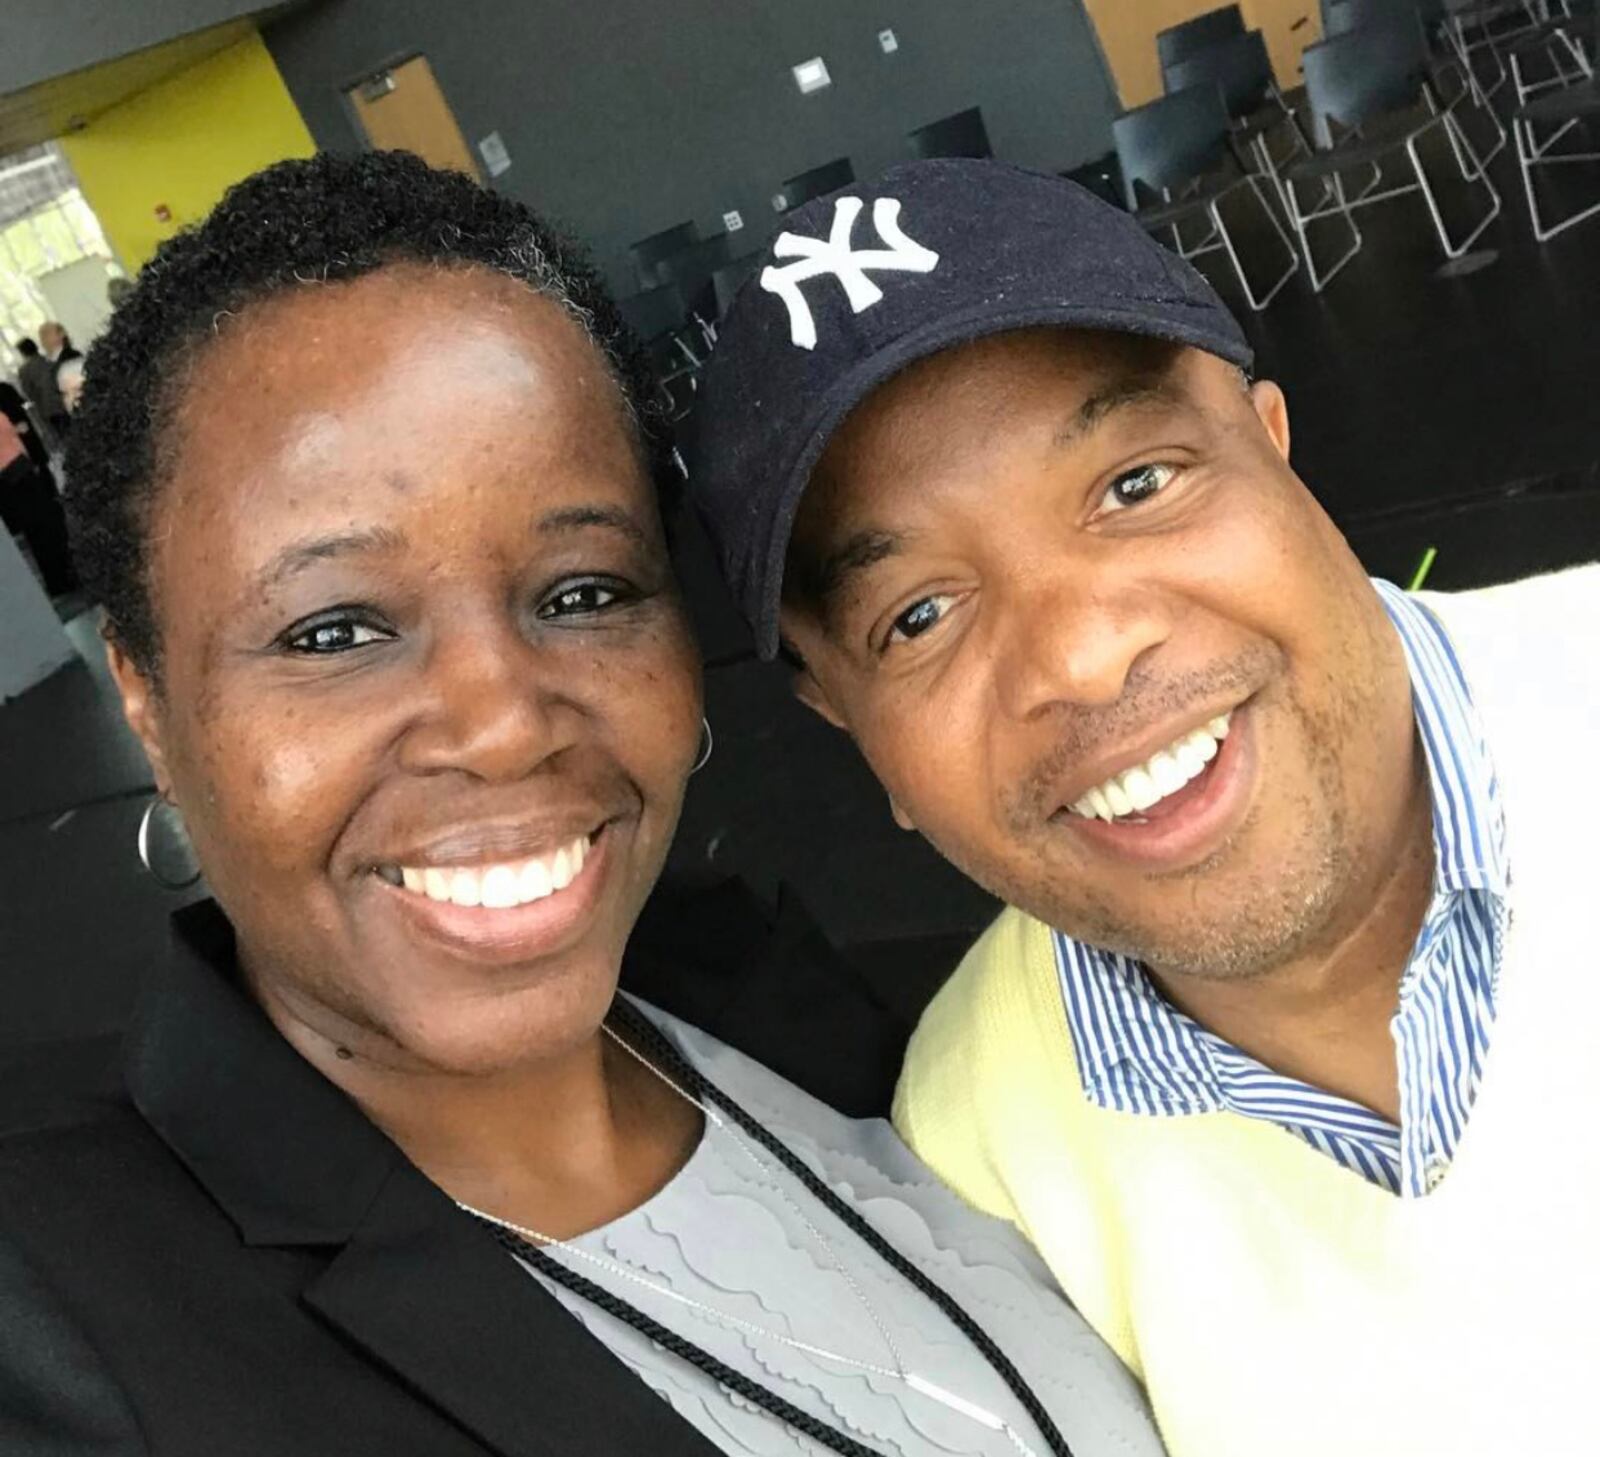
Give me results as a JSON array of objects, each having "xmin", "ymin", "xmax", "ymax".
[
  {"xmin": 388, "ymin": 835, "xmax": 591, "ymax": 909},
  {"xmin": 1070, "ymin": 713, "xmax": 1232, "ymax": 823}
]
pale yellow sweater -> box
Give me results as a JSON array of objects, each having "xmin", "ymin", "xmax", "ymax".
[{"xmin": 894, "ymin": 567, "xmax": 1600, "ymax": 1457}]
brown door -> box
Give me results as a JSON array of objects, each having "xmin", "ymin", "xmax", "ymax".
[
  {"xmin": 1085, "ymin": 0, "xmax": 1320, "ymax": 107},
  {"xmin": 346, "ymin": 55, "xmax": 479, "ymax": 178}
]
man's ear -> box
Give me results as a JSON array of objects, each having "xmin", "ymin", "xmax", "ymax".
[
  {"xmin": 790, "ymin": 661, "xmax": 918, "ymax": 832},
  {"xmin": 104, "ymin": 631, "xmax": 175, "ymax": 798},
  {"xmin": 791, "ymin": 661, "xmax": 848, "ymax": 732},
  {"xmin": 1249, "ymin": 378, "xmax": 1291, "ymax": 462}
]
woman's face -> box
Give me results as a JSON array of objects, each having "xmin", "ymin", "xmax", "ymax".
[{"xmin": 112, "ymin": 264, "xmax": 702, "ymax": 1074}]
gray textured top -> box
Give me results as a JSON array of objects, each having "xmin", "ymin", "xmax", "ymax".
[{"xmin": 515, "ymin": 1001, "xmax": 1165, "ymax": 1456}]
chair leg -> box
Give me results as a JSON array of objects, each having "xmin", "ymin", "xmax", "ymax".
[
  {"xmin": 1407, "ymin": 119, "xmax": 1502, "ymax": 257},
  {"xmin": 1435, "ymin": 76, "xmax": 1508, "ymax": 176},
  {"xmin": 1208, "ymin": 179, "xmax": 1299, "ymax": 312},
  {"xmin": 1284, "ymin": 172, "xmax": 1362, "ymax": 293},
  {"xmin": 1517, "ymin": 113, "xmax": 1600, "ymax": 239},
  {"xmin": 1529, "ymin": 116, "xmax": 1582, "ymax": 158},
  {"xmin": 1453, "ymin": 17, "xmax": 1510, "ymax": 104}
]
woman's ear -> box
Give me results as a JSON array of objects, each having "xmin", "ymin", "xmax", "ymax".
[
  {"xmin": 104, "ymin": 632, "xmax": 175, "ymax": 797},
  {"xmin": 1249, "ymin": 378, "xmax": 1291, "ymax": 462}
]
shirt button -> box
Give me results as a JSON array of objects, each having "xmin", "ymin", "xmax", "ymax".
[{"xmin": 1423, "ymin": 1157, "xmax": 1450, "ymax": 1192}]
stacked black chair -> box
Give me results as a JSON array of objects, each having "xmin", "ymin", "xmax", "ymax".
[
  {"xmin": 710, "ymin": 252, "xmax": 763, "ymax": 320},
  {"xmin": 1504, "ymin": 1, "xmax": 1593, "ymax": 107},
  {"xmin": 1328, "ymin": 0, "xmax": 1508, "ymax": 168},
  {"xmin": 1163, "ymin": 29, "xmax": 1311, "ymax": 210},
  {"xmin": 1156, "ymin": 5, "xmax": 1246, "ymax": 70},
  {"xmin": 629, "ymin": 222, "xmax": 700, "ymax": 291},
  {"xmin": 617, "ymin": 283, "xmax": 705, "ymax": 420},
  {"xmin": 1113, "ymin": 82, "xmax": 1299, "ymax": 310},
  {"xmin": 627, "ymin": 227, "xmax": 736, "ymax": 353},
  {"xmin": 774, "ymin": 158, "xmax": 855, "ymax": 214},
  {"xmin": 1511, "ymin": 3, "xmax": 1600, "ymax": 237},
  {"xmin": 907, "ymin": 107, "xmax": 993, "ymax": 160},
  {"xmin": 1439, "ymin": 0, "xmax": 1546, "ymax": 103},
  {"xmin": 1280, "ymin": 16, "xmax": 1501, "ymax": 289}
]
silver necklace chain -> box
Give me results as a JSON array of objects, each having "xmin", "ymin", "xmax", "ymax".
[{"xmin": 454, "ymin": 1023, "xmax": 1043, "ymax": 1457}]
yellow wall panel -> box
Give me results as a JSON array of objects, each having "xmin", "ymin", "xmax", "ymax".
[
  {"xmin": 60, "ymin": 32, "xmax": 315, "ymax": 274},
  {"xmin": 1085, "ymin": 0, "xmax": 1322, "ymax": 108}
]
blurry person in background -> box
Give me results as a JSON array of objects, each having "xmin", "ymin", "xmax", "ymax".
[
  {"xmin": 39, "ymin": 321, "xmax": 81, "ymax": 439},
  {"xmin": 56, "ymin": 357, "xmax": 85, "ymax": 415},
  {"xmin": 14, "ymin": 337, "xmax": 65, "ymax": 449},
  {"xmin": 0, "ymin": 384, "xmax": 75, "ymax": 596},
  {"xmin": 38, "ymin": 320, "xmax": 80, "ymax": 368}
]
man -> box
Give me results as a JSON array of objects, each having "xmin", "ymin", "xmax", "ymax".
[
  {"xmin": 37, "ymin": 320, "xmax": 80, "ymax": 369},
  {"xmin": 38, "ymin": 322, "xmax": 80, "ymax": 438},
  {"xmin": 688, "ymin": 158, "xmax": 1598, "ymax": 1456},
  {"xmin": 14, "ymin": 338, "xmax": 65, "ymax": 450}
]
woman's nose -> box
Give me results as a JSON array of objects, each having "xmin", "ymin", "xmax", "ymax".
[{"xmin": 398, "ymin": 622, "xmax": 574, "ymax": 782}]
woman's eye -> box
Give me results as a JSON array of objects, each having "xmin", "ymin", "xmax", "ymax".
[
  {"xmin": 885, "ymin": 593, "xmax": 954, "ymax": 649},
  {"xmin": 285, "ymin": 617, "xmax": 391, "ymax": 654},
  {"xmin": 538, "ymin": 579, "xmax": 628, "ymax": 618},
  {"xmin": 1100, "ymin": 462, "xmax": 1178, "ymax": 513}
]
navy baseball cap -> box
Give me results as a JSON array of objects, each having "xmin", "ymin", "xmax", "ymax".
[{"xmin": 685, "ymin": 157, "xmax": 1253, "ymax": 659}]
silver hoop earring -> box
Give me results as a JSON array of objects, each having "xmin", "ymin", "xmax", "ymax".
[
  {"xmin": 691, "ymin": 717, "xmax": 714, "ymax": 775},
  {"xmin": 137, "ymin": 794, "xmax": 203, "ymax": 891}
]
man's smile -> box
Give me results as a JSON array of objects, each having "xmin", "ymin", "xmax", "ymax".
[{"xmin": 1047, "ymin": 702, "xmax": 1260, "ymax": 873}]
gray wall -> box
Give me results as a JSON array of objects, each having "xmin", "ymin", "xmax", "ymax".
[
  {"xmin": 1, "ymin": 1, "xmax": 278, "ymax": 93},
  {"xmin": 0, "ymin": 532, "xmax": 73, "ymax": 703},
  {"xmin": 263, "ymin": 0, "xmax": 1118, "ymax": 292}
]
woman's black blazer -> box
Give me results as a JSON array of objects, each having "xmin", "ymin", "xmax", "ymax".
[{"xmin": 0, "ymin": 892, "xmax": 913, "ymax": 1456}]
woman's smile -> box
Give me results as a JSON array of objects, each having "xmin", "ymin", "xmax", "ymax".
[{"xmin": 369, "ymin": 820, "xmax": 623, "ymax": 966}]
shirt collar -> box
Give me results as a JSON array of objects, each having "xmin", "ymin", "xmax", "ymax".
[
  {"xmin": 1372, "ymin": 580, "xmax": 1508, "ymax": 899},
  {"xmin": 1055, "ymin": 578, "xmax": 1509, "ymax": 1107}
]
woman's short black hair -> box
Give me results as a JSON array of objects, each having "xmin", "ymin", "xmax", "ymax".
[{"xmin": 66, "ymin": 149, "xmax": 669, "ymax": 680}]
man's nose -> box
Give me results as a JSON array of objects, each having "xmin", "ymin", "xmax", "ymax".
[{"xmin": 994, "ymin": 562, "xmax": 1171, "ymax": 722}]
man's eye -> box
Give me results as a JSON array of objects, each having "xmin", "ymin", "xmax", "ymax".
[
  {"xmin": 886, "ymin": 593, "xmax": 954, "ymax": 648},
  {"xmin": 285, "ymin": 617, "xmax": 391, "ymax": 654},
  {"xmin": 538, "ymin": 579, "xmax": 628, "ymax": 618},
  {"xmin": 1100, "ymin": 462, "xmax": 1178, "ymax": 513}
]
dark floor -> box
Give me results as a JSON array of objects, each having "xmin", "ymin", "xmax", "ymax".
[{"xmin": 4, "ymin": 113, "xmax": 1599, "ymax": 1103}]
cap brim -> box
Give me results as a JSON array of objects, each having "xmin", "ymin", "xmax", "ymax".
[{"xmin": 751, "ymin": 296, "xmax": 1253, "ymax": 659}]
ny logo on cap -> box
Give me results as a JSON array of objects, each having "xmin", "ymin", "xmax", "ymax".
[{"xmin": 759, "ymin": 196, "xmax": 939, "ymax": 351}]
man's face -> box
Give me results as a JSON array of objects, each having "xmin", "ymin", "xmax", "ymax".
[
  {"xmin": 782, "ymin": 329, "xmax": 1414, "ymax": 981},
  {"xmin": 39, "ymin": 324, "xmax": 62, "ymax": 355}
]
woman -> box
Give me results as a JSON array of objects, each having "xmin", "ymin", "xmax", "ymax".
[{"xmin": 0, "ymin": 152, "xmax": 1164, "ymax": 1457}]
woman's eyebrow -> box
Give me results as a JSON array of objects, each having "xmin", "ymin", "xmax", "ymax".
[
  {"xmin": 537, "ymin": 504, "xmax": 649, "ymax": 547},
  {"xmin": 257, "ymin": 525, "xmax": 408, "ymax": 589}
]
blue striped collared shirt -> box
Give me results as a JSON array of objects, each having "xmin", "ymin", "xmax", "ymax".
[{"xmin": 1052, "ymin": 580, "xmax": 1510, "ymax": 1198}]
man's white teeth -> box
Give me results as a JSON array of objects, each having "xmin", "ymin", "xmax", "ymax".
[
  {"xmin": 386, "ymin": 834, "xmax": 591, "ymax": 909},
  {"xmin": 1069, "ymin": 713, "xmax": 1231, "ymax": 823}
]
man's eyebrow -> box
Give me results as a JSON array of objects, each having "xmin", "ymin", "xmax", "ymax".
[
  {"xmin": 1055, "ymin": 374, "xmax": 1189, "ymax": 446},
  {"xmin": 537, "ymin": 504, "xmax": 650, "ymax": 547},
  {"xmin": 258, "ymin": 525, "xmax": 408, "ymax": 589},
  {"xmin": 804, "ymin": 528, "xmax": 907, "ymax": 616}
]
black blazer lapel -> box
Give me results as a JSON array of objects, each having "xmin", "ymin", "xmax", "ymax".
[
  {"xmin": 304, "ymin": 1162, "xmax": 722, "ymax": 1457},
  {"xmin": 129, "ymin": 902, "xmax": 722, "ymax": 1457}
]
